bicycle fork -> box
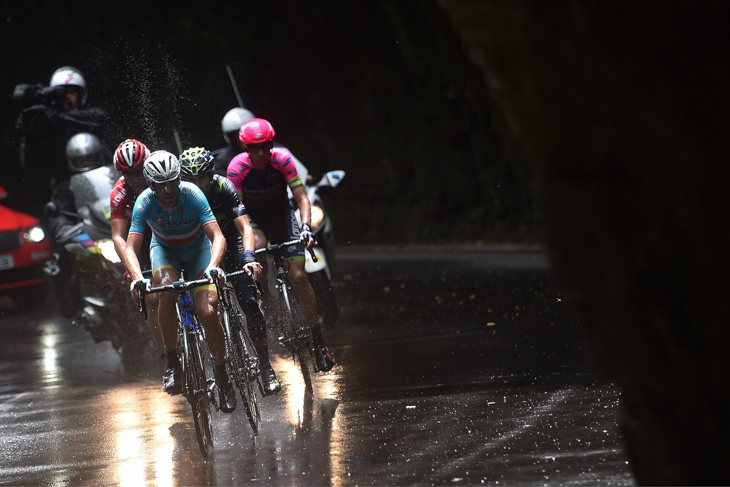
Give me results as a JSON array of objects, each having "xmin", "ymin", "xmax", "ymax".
[{"xmin": 176, "ymin": 294, "xmax": 218, "ymax": 409}]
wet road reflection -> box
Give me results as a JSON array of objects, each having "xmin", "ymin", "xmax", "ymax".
[{"xmin": 0, "ymin": 247, "xmax": 635, "ymax": 485}]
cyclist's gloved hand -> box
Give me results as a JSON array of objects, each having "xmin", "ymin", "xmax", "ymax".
[
  {"xmin": 300, "ymin": 223, "xmax": 314, "ymax": 247},
  {"xmin": 205, "ymin": 266, "xmax": 226, "ymax": 285},
  {"xmin": 130, "ymin": 278, "xmax": 151, "ymax": 301},
  {"xmin": 241, "ymin": 250, "xmax": 262, "ymax": 280}
]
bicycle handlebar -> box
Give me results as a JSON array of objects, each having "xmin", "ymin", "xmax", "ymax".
[{"xmin": 254, "ymin": 239, "xmax": 318, "ymax": 262}]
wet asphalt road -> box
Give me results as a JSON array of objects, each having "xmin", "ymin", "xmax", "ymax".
[{"xmin": 0, "ymin": 246, "xmax": 635, "ymax": 486}]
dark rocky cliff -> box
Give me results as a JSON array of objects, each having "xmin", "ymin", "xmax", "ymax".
[{"xmin": 439, "ymin": 1, "xmax": 730, "ymax": 484}]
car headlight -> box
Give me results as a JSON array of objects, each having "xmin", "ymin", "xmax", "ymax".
[
  {"xmin": 311, "ymin": 204, "xmax": 324, "ymax": 230},
  {"xmin": 24, "ymin": 225, "xmax": 46, "ymax": 243},
  {"xmin": 96, "ymin": 239, "xmax": 121, "ymax": 264}
]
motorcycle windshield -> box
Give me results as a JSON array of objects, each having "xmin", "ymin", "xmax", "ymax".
[{"xmin": 69, "ymin": 165, "xmax": 122, "ymax": 231}]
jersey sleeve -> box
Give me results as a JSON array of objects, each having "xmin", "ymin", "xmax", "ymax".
[
  {"xmin": 109, "ymin": 178, "xmax": 128, "ymax": 222},
  {"xmin": 272, "ymin": 151, "xmax": 304, "ymax": 192},
  {"xmin": 185, "ymin": 183, "xmax": 217, "ymax": 226},
  {"xmin": 218, "ymin": 177, "xmax": 248, "ymax": 219},
  {"xmin": 129, "ymin": 191, "xmax": 150, "ymax": 236}
]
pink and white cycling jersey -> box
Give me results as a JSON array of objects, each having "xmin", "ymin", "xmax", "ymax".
[{"xmin": 226, "ymin": 149, "xmax": 303, "ymax": 215}]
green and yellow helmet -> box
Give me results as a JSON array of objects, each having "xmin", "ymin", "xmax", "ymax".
[{"xmin": 179, "ymin": 147, "xmax": 214, "ymax": 176}]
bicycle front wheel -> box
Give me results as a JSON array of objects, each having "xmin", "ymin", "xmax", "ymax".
[
  {"xmin": 280, "ymin": 282, "xmax": 314, "ymax": 395},
  {"xmin": 181, "ymin": 324, "xmax": 214, "ymax": 458},
  {"xmin": 222, "ymin": 295, "xmax": 261, "ymax": 434}
]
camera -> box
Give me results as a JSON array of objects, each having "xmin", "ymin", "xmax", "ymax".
[{"xmin": 39, "ymin": 85, "xmax": 67, "ymax": 105}]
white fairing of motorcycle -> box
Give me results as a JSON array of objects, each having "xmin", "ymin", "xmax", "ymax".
[{"xmin": 305, "ymin": 246, "xmax": 328, "ymax": 274}]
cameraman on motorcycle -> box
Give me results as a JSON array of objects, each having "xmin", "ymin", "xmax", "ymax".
[
  {"xmin": 110, "ymin": 139, "xmax": 164, "ymax": 359},
  {"xmin": 227, "ymin": 118, "xmax": 335, "ymax": 373},
  {"xmin": 124, "ymin": 151, "xmax": 237, "ymax": 412},
  {"xmin": 13, "ymin": 66, "xmax": 106, "ymax": 206},
  {"xmin": 179, "ymin": 147, "xmax": 281, "ymax": 396},
  {"xmin": 48, "ymin": 133, "xmax": 104, "ymax": 320}
]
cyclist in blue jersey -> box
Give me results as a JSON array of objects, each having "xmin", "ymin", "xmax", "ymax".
[
  {"xmin": 179, "ymin": 146, "xmax": 281, "ymax": 396},
  {"xmin": 124, "ymin": 150, "xmax": 237, "ymax": 412}
]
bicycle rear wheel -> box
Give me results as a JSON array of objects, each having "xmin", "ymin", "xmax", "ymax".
[
  {"xmin": 222, "ymin": 294, "xmax": 261, "ymax": 434},
  {"xmin": 280, "ymin": 282, "xmax": 314, "ymax": 395},
  {"xmin": 181, "ymin": 323, "xmax": 214, "ymax": 458}
]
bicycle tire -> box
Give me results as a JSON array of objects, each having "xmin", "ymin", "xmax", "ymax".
[
  {"xmin": 280, "ymin": 281, "xmax": 314, "ymax": 395},
  {"xmin": 181, "ymin": 318, "xmax": 214, "ymax": 458},
  {"xmin": 221, "ymin": 293, "xmax": 261, "ymax": 434}
]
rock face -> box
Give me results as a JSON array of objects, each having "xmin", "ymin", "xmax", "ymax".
[{"xmin": 439, "ymin": 1, "xmax": 730, "ymax": 484}]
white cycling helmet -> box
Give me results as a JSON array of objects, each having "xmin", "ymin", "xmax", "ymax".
[
  {"xmin": 50, "ymin": 66, "xmax": 87, "ymax": 106},
  {"xmin": 143, "ymin": 150, "xmax": 181, "ymax": 186},
  {"xmin": 65, "ymin": 132, "xmax": 102, "ymax": 173},
  {"xmin": 222, "ymin": 107, "xmax": 255, "ymax": 144}
]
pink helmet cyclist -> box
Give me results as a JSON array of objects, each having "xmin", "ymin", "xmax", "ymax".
[
  {"xmin": 114, "ymin": 139, "xmax": 150, "ymax": 173},
  {"xmin": 239, "ymin": 118, "xmax": 275, "ymax": 146}
]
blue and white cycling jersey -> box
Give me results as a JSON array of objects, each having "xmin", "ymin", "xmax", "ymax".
[{"xmin": 129, "ymin": 182, "xmax": 216, "ymax": 250}]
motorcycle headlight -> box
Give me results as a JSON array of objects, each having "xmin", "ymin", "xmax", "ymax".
[
  {"xmin": 24, "ymin": 225, "xmax": 46, "ymax": 243},
  {"xmin": 96, "ymin": 239, "xmax": 121, "ymax": 264},
  {"xmin": 311, "ymin": 204, "xmax": 324, "ymax": 230}
]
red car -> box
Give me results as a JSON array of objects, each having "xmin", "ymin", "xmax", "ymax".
[{"xmin": 0, "ymin": 186, "xmax": 53, "ymax": 308}]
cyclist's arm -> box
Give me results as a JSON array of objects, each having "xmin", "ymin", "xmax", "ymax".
[
  {"xmin": 291, "ymin": 186, "xmax": 311, "ymax": 228},
  {"xmin": 111, "ymin": 219, "xmax": 129, "ymax": 267},
  {"xmin": 124, "ymin": 232, "xmax": 145, "ymax": 282},
  {"xmin": 204, "ymin": 221, "xmax": 227, "ymax": 269},
  {"xmin": 233, "ymin": 215, "xmax": 256, "ymax": 252}
]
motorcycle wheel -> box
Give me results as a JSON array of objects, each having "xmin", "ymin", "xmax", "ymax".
[{"xmin": 307, "ymin": 269, "xmax": 338, "ymax": 328}]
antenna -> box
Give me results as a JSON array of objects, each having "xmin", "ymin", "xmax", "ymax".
[{"xmin": 226, "ymin": 64, "xmax": 244, "ymax": 108}]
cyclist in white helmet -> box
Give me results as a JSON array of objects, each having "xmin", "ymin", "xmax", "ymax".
[{"xmin": 124, "ymin": 151, "xmax": 237, "ymax": 412}]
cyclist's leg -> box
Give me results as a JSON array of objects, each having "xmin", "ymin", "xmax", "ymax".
[
  {"xmin": 280, "ymin": 217, "xmax": 336, "ymax": 372},
  {"xmin": 140, "ymin": 245, "xmax": 164, "ymax": 356},
  {"xmin": 224, "ymin": 238, "xmax": 281, "ymax": 395},
  {"xmin": 150, "ymin": 242, "xmax": 184, "ymax": 392},
  {"xmin": 189, "ymin": 243, "xmax": 237, "ymax": 412}
]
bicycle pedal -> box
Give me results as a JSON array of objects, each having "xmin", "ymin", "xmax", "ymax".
[{"xmin": 207, "ymin": 379, "xmax": 220, "ymax": 410}]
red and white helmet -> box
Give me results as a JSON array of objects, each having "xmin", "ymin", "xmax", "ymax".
[
  {"xmin": 239, "ymin": 118, "xmax": 275, "ymax": 145},
  {"xmin": 113, "ymin": 139, "xmax": 150, "ymax": 173}
]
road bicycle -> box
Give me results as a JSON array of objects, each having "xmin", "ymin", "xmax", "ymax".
[
  {"xmin": 138, "ymin": 276, "xmax": 215, "ymax": 458},
  {"xmin": 256, "ymin": 240, "xmax": 319, "ymax": 395},
  {"xmin": 138, "ymin": 270, "xmax": 264, "ymax": 451},
  {"xmin": 211, "ymin": 269, "xmax": 262, "ymax": 435}
]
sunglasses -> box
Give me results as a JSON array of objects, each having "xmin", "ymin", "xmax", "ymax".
[{"xmin": 246, "ymin": 142, "xmax": 273, "ymax": 152}]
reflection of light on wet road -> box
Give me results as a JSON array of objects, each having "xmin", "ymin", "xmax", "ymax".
[
  {"xmin": 272, "ymin": 355, "xmax": 307, "ymax": 427},
  {"xmin": 106, "ymin": 385, "xmax": 176, "ymax": 487},
  {"xmin": 40, "ymin": 323, "xmax": 60, "ymax": 385}
]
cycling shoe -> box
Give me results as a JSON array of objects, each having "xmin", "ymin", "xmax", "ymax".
[
  {"xmin": 261, "ymin": 363, "xmax": 282, "ymax": 396},
  {"xmin": 163, "ymin": 365, "xmax": 183, "ymax": 395},
  {"xmin": 313, "ymin": 344, "xmax": 335, "ymax": 372},
  {"xmin": 216, "ymin": 374, "xmax": 237, "ymax": 413}
]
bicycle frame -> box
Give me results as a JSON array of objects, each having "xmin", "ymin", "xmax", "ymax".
[{"xmin": 138, "ymin": 276, "xmax": 216, "ymax": 458}]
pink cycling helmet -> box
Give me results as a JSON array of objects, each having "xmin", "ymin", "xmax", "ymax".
[
  {"xmin": 239, "ymin": 118, "xmax": 275, "ymax": 145},
  {"xmin": 114, "ymin": 139, "xmax": 150, "ymax": 173}
]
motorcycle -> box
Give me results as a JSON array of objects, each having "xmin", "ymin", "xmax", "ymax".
[
  {"xmin": 44, "ymin": 165, "xmax": 156, "ymax": 365},
  {"xmin": 286, "ymin": 154, "xmax": 345, "ymax": 327}
]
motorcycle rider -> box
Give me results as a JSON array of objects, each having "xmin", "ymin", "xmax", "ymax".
[
  {"xmin": 110, "ymin": 139, "xmax": 164, "ymax": 358},
  {"xmin": 48, "ymin": 133, "xmax": 105, "ymax": 320},
  {"xmin": 124, "ymin": 151, "xmax": 237, "ymax": 412},
  {"xmin": 227, "ymin": 118, "xmax": 335, "ymax": 372},
  {"xmin": 13, "ymin": 66, "xmax": 106, "ymax": 208},
  {"xmin": 212, "ymin": 107, "xmax": 255, "ymax": 177},
  {"xmin": 179, "ymin": 147, "xmax": 281, "ymax": 395}
]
